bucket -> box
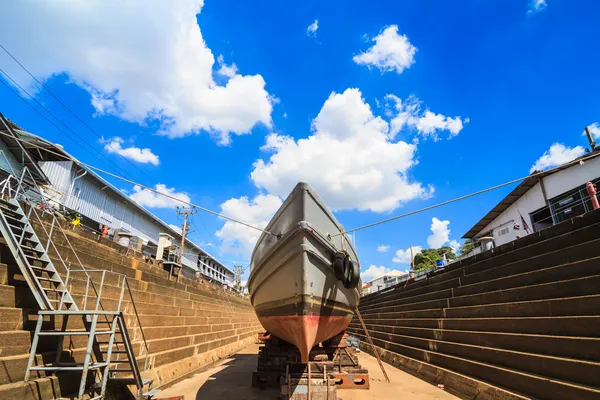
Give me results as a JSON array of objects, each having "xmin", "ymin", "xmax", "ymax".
[{"xmin": 117, "ymin": 232, "xmax": 133, "ymax": 247}]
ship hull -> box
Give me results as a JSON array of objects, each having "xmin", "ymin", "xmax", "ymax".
[{"xmin": 249, "ymin": 182, "xmax": 360, "ymax": 362}]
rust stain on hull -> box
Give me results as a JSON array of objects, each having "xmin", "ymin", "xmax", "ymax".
[{"xmin": 258, "ymin": 314, "xmax": 353, "ymax": 363}]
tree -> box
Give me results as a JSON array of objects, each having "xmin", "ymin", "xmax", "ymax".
[
  {"xmin": 413, "ymin": 247, "xmax": 456, "ymax": 272},
  {"xmin": 458, "ymin": 239, "xmax": 475, "ymax": 258}
]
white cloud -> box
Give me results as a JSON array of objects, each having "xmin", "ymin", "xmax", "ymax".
[
  {"xmin": 392, "ymin": 246, "xmax": 422, "ymax": 264},
  {"xmin": 528, "ymin": 0, "xmax": 547, "ymax": 14},
  {"xmin": 0, "ymin": 1, "xmax": 273, "ymax": 145},
  {"xmin": 353, "ymin": 25, "xmax": 417, "ymax": 74},
  {"xmin": 216, "ymin": 55, "xmax": 238, "ymax": 79},
  {"xmin": 529, "ymin": 143, "xmax": 585, "ymax": 173},
  {"xmin": 428, "ymin": 217, "xmax": 451, "ymax": 248},
  {"xmin": 386, "ymin": 95, "xmax": 468, "ymax": 140},
  {"xmin": 307, "ymin": 19, "xmax": 319, "ymax": 37},
  {"xmin": 377, "ymin": 245, "xmax": 390, "ymax": 252},
  {"xmin": 251, "ymin": 88, "xmax": 433, "ymax": 212},
  {"xmin": 129, "ymin": 184, "xmax": 191, "ymax": 209},
  {"xmin": 104, "ymin": 137, "xmax": 159, "ymax": 165},
  {"xmin": 585, "ymin": 123, "xmax": 600, "ymax": 140},
  {"xmin": 361, "ymin": 265, "xmax": 390, "ymax": 281},
  {"xmin": 169, "ymin": 224, "xmax": 182, "ymax": 235},
  {"xmin": 215, "ymin": 194, "xmax": 283, "ymax": 257},
  {"xmin": 449, "ymin": 239, "xmax": 461, "ymax": 255}
]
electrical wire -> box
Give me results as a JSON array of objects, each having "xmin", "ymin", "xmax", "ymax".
[
  {"xmin": 330, "ymin": 154, "xmax": 599, "ymax": 236},
  {"xmin": 0, "ymin": 69, "xmax": 133, "ymax": 179},
  {"xmin": 0, "ymin": 43, "xmax": 155, "ymax": 185},
  {"xmin": 0, "ymin": 127, "xmax": 276, "ymax": 235},
  {"xmin": 2, "ymin": 60, "xmax": 596, "ymax": 240}
]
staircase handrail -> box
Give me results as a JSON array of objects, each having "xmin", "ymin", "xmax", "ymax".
[
  {"xmin": 67, "ymin": 268, "xmax": 151, "ymax": 364},
  {"xmin": 10, "ymin": 167, "xmax": 151, "ymax": 388}
]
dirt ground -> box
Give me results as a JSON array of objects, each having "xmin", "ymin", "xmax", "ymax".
[{"xmin": 155, "ymin": 343, "xmax": 457, "ymax": 400}]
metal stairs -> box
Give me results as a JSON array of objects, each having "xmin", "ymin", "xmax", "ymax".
[
  {"xmin": 0, "ymin": 196, "xmax": 77, "ymax": 311},
  {"xmin": 0, "ymin": 167, "xmax": 158, "ymax": 400}
]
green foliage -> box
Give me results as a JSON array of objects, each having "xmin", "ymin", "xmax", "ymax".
[
  {"xmin": 413, "ymin": 246, "xmax": 457, "ymax": 272},
  {"xmin": 458, "ymin": 239, "xmax": 475, "ymax": 257}
]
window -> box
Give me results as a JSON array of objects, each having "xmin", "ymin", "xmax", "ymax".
[
  {"xmin": 530, "ymin": 206, "xmax": 552, "ymax": 232},
  {"xmin": 498, "ymin": 227, "xmax": 509, "ymax": 236}
]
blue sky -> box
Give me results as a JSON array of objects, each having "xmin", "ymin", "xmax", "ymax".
[{"xmin": 1, "ymin": 0, "xmax": 599, "ymax": 282}]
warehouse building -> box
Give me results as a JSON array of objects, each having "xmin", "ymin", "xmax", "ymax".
[
  {"xmin": 463, "ymin": 143, "xmax": 600, "ymax": 254},
  {"xmin": 0, "ymin": 114, "xmax": 233, "ymax": 284}
]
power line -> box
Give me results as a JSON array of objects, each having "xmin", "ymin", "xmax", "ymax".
[
  {"xmin": 0, "ymin": 105, "xmax": 596, "ymax": 240},
  {"xmin": 0, "ymin": 71, "xmax": 130, "ymax": 178},
  {"xmin": 0, "ymin": 127, "xmax": 276, "ymax": 236},
  {"xmin": 330, "ymin": 155, "xmax": 598, "ymax": 236},
  {"xmin": 0, "ymin": 43, "xmax": 155, "ymax": 185}
]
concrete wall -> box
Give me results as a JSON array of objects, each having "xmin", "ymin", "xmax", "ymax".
[{"xmin": 543, "ymin": 156, "xmax": 600, "ymax": 198}]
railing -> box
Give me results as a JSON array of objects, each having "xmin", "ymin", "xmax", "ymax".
[
  {"xmin": 64, "ymin": 268, "xmax": 151, "ymax": 380},
  {"xmin": 1, "ymin": 166, "xmax": 151, "ymax": 386}
]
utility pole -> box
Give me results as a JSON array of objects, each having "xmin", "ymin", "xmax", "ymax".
[
  {"xmin": 176, "ymin": 207, "xmax": 196, "ymax": 264},
  {"xmin": 234, "ymin": 265, "xmax": 243, "ymax": 289}
]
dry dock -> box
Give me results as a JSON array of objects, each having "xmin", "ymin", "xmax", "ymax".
[{"xmin": 157, "ymin": 343, "xmax": 458, "ymax": 399}]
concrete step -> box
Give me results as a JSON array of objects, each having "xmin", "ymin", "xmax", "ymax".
[
  {"xmin": 350, "ymin": 328, "xmax": 600, "ymax": 387},
  {"xmin": 0, "ymin": 330, "xmax": 32, "ymax": 356},
  {"xmin": 354, "ymin": 332, "xmax": 600, "ymax": 400},
  {"xmin": 143, "ymin": 322, "xmax": 262, "ymax": 340},
  {"xmin": 455, "ymin": 255, "xmax": 600, "ymax": 297},
  {"xmin": 445, "ymin": 294, "xmax": 600, "ymax": 318},
  {"xmin": 361, "ymin": 269, "xmax": 464, "ymax": 308},
  {"xmin": 348, "ymin": 323, "xmax": 600, "ymax": 361},
  {"xmin": 0, "ymin": 264, "xmax": 254, "ymax": 315},
  {"xmin": 450, "ymin": 274, "xmax": 600, "ymax": 308},
  {"xmin": 360, "ymin": 294, "xmax": 600, "ymax": 321},
  {"xmin": 28, "ymin": 227, "xmax": 250, "ymax": 308},
  {"xmin": 461, "ymin": 238, "xmax": 600, "ymax": 287},
  {"xmin": 361, "ymin": 236, "xmax": 600, "ymax": 309},
  {"xmin": 0, "ymin": 307, "xmax": 24, "ymax": 331},
  {"xmin": 0, "ymin": 374, "xmax": 80, "ymax": 400},
  {"xmin": 454, "ymin": 210, "xmax": 600, "ymax": 271},
  {"xmin": 460, "ymin": 223, "xmax": 600, "ymax": 277},
  {"xmin": 360, "ymin": 287, "xmax": 453, "ymax": 313},
  {"xmin": 47, "ymin": 249, "xmax": 246, "ymax": 307},
  {"xmin": 360, "ymin": 298, "xmax": 449, "ymax": 315},
  {"xmin": 362, "ymin": 270, "xmax": 600, "ymax": 314},
  {"xmin": 360, "ymin": 217, "xmax": 600, "ymax": 308},
  {"xmin": 146, "ymin": 334, "xmax": 256, "ymax": 389},
  {"xmin": 22, "ymin": 228, "xmax": 248, "ymax": 305},
  {"xmin": 0, "ymin": 324, "xmax": 260, "ymax": 385},
  {"xmin": 356, "ymin": 315, "xmax": 600, "ymax": 337},
  {"xmin": 359, "ymin": 308, "xmax": 445, "ymax": 320}
]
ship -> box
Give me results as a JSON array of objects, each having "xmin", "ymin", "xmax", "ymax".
[{"xmin": 248, "ymin": 182, "xmax": 361, "ymax": 363}]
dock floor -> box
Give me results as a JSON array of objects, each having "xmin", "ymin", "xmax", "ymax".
[{"xmin": 156, "ymin": 343, "xmax": 458, "ymax": 399}]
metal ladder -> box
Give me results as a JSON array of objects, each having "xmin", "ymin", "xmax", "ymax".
[
  {"xmin": 0, "ymin": 166, "xmax": 157, "ymax": 399},
  {"xmin": 25, "ymin": 271, "xmax": 157, "ymax": 400}
]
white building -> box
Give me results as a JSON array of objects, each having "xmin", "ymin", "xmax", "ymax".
[
  {"xmin": 0, "ymin": 115, "xmax": 234, "ymax": 285},
  {"xmin": 362, "ymin": 270, "xmax": 409, "ymax": 295},
  {"xmin": 463, "ymin": 148, "xmax": 600, "ymax": 253}
]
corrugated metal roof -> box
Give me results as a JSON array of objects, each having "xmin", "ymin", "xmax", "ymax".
[{"xmin": 11, "ymin": 128, "xmax": 233, "ymax": 275}]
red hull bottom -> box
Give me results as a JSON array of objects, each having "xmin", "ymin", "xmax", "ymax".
[{"xmin": 258, "ymin": 315, "xmax": 353, "ymax": 363}]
